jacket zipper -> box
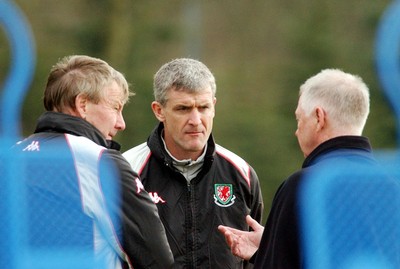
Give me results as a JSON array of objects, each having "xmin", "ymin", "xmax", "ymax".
[{"xmin": 186, "ymin": 181, "xmax": 196, "ymax": 268}]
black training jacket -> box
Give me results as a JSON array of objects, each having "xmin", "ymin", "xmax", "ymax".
[{"xmin": 123, "ymin": 123, "xmax": 264, "ymax": 269}]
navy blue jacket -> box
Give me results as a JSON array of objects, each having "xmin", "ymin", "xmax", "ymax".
[{"xmin": 253, "ymin": 136, "xmax": 375, "ymax": 269}]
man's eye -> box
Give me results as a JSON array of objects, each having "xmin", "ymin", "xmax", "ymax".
[{"xmin": 199, "ymin": 106, "xmax": 209, "ymax": 110}]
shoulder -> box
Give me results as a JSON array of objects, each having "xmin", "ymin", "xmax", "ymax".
[
  {"xmin": 281, "ymin": 170, "xmax": 303, "ymax": 193},
  {"xmin": 65, "ymin": 134, "xmax": 106, "ymax": 156},
  {"xmin": 122, "ymin": 142, "xmax": 151, "ymax": 173},
  {"xmin": 215, "ymin": 144, "xmax": 249, "ymax": 166},
  {"xmin": 215, "ymin": 144, "xmax": 253, "ymax": 185}
]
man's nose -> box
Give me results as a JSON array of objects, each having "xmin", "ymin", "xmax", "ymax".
[
  {"xmin": 116, "ymin": 113, "xmax": 126, "ymax": 131},
  {"xmin": 188, "ymin": 109, "xmax": 202, "ymax": 125}
]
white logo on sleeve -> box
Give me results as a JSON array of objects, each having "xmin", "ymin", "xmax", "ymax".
[
  {"xmin": 135, "ymin": 178, "xmax": 144, "ymax": 193},
  {"xmin": 23, "ymin": 141, "xmax": 40, "ymax": 151}
]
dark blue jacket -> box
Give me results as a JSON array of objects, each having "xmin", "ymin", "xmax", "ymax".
[{"xmin": 253, "ymin": 136, "xmax": 375, "ymax": 269}]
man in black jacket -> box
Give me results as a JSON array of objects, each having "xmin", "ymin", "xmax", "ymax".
[
  {"xmin": 13, "ymin": 55, "xmax": 173, "ymax": 269},
  {"xmin": 217, "ymin": 69, "xmax": 397, "ymax": 268},
  {"xmin": 123, "ymin": 58, "xmax": 264, "ymax": 268}
]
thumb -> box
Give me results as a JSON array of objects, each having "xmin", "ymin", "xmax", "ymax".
[{"xmin": 246, "ymin": 215, "xmax": 262, "ymax": 231}]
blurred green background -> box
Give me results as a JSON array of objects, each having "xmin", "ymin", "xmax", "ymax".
[{"xmin": 1, "ymin": 0, "xmax": 397, "ymax": 217}]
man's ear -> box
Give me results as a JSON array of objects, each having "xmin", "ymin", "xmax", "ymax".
[
  {"xmin": 315, "ymin": 106, "xmax": 326, "ymax": 131},
  {"xmin": 75, "ymin": 94, "xmax": 88, "ymax": 119},
  {"xmin": 211, "ymin": 97, "xmax": 217, "ymax": 118},
  {"xmin": 151, "ymin": 101, "xmax": 165, "ymax": 122}
]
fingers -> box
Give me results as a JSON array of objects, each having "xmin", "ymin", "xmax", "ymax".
[
  {"xmin": 218, "ymin": 225, "xmax": 236, "ymax": 248},
  {"xmin": 218, "ymin": 225, "xmax": 242, "ymax": 236},
  {"xmin": 217, "ymin": 225, "xmax": 228, "ymax": 234},
  {"xmin": 230, "ymin": 238, "xmax": 241, "ymax": 257},
  {"xmin": 218, "ymin": 225, "xmax": 245, "ymax": 254},
  {"xmin": 218, "ymin": 223, "xmax": 257, "ymax": 260}
]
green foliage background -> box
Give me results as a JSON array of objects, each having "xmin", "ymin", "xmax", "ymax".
[{"xmin": 1, "ymin": 0, "xmax": 397, "ymax": 217}]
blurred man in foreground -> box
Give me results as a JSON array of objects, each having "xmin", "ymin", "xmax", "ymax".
[{"xmin": 13, "ymin": 55, "xmax": 173, "ymax": 269}]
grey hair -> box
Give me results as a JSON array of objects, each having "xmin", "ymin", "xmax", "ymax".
[
  {"xmin": 44, "ymin": 55, "xmax": 133, "ymax": 112},
  {"xmin": 153, "ymin": 58, "xmax": 216, "ymax": 105},
  {"xmin": 299, "ymin": 69, "xmax": 370, "ymax": 134}
]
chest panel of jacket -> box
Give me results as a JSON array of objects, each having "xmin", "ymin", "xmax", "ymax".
[{"xmin": 140, "ymin": 156, "xmax": 252, "ymax": 268}]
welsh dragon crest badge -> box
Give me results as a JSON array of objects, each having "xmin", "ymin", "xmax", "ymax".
[{"xmin": 214, "ymin": 184, "xmax": 236, "ymax": 207}]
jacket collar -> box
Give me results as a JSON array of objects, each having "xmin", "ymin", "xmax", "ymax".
[
  {"xmin": 302, "ymin": 135, "xmax": 372, "ymax": 168},
  {"xmin": 34, "ymin": 111, "xmax": 121, "ymax": 150}
]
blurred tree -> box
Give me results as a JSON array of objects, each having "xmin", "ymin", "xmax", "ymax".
[{"xmin": 3, "ymin": 0, "xmax": 395, "ymax": 216}]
